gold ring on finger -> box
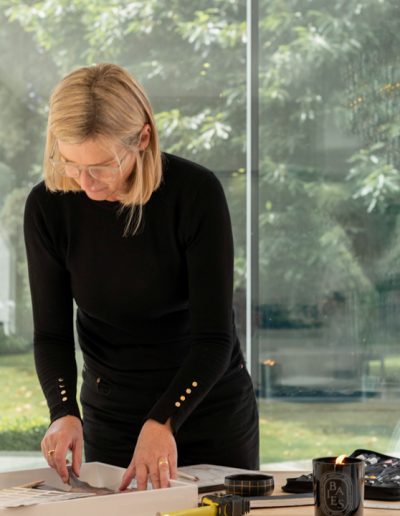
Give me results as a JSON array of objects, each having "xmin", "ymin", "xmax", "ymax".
[
  {"xmin": 158, "ymin": 457, "xmax": 169, "ymax": 467},
  {"xmin": 47, "ymin": 449, "xmax": 56, "ymax": 457}
]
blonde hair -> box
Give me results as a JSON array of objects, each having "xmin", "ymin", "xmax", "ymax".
[{"xmin": 44, "ymin": 63, "xmax": 162, "ymax": 235}]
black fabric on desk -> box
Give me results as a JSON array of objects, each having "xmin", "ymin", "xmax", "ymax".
[{"xmin": 282, "ymin": 449, "xmax": 400, "ymax": 501}]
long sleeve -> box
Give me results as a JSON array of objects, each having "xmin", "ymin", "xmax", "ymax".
[
  {"xmin": 24, "ymin": 188, "xmax": 81, "ymax": 423},
  {"xmin": 146, "ymin": 170, "xmax": 235, "ymax": 432}
]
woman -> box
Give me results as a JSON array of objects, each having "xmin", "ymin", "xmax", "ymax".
[{"xmin": 24, "ymin": 63, "xmax": 259, "ymax": 491}]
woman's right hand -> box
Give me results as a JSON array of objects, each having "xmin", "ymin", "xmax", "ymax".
[{"xmin": 41, "ymin": 415, "xmax": 83, "ymax": 483}]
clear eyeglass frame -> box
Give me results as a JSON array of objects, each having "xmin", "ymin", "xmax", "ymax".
[{"xmin": 49, "ymin": 150, "xmax": 127, "ymax": 182}]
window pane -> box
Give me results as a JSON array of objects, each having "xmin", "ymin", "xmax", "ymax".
[
  {"xmin": 258, "ymin": 0, "xmax": 400, "ymax": 465},
  {"xmin": 0, "ymin": 3, "xmax": 247, "ymax": 466}
]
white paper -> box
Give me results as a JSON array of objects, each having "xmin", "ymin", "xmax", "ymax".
[
  {"xmin": 250, "ymin": 493, "xmax": 314, "ymax": 508},
  {"xmin": 365, "ymin": 500, "xmax": 400, "ymax": 510},
  {"xmin": 0, "ymin": 487, "xmax": 95, "ymax": 508},
  {"xmin": 177, "ymin": 463, "xmax": 263, "ymax": 491}
]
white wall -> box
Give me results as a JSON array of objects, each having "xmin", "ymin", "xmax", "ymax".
[{"xmin": 0, "ymin": 231, "xmax": 15, "ymax": 335}]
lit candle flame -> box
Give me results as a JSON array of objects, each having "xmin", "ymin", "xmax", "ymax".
[{"xmin": 335, "ymin": 455, "xmax": 346, "ymax": 465}]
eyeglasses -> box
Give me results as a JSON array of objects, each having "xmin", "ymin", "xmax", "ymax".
[{"xmin": 49, "ymin": 150, "xmax": 127, "ymax": 182}]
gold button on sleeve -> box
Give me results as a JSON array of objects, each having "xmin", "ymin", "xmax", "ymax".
[
  {"xmin": 180, "ymin": 396, "xmax": 185, "ymax": 401},
  {"xmin": 61, "ymin": 390, "xmax": 66, "ymax": 395},
  {"xmin": 175, "ymin": 402, "xmax": 181, "ymax": 408},
  {"xmin": 62, "ymin": 397, "xmax": 68, "ymax": 402},
  {"xmin": 192, "ymin": 381, "xmax": 198, "ymax": 387},
  {"xmin": 58, "ymin": 378, "xmax": 64, "ymax": 382}
]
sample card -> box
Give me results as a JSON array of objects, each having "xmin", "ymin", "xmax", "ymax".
[{"xmin": 0, "ymin": 487, "xmax": 95, "ymax": 508}]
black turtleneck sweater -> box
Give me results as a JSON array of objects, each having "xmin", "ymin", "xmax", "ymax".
[{"xmin": 24, "ymin": 152, "xmax": 242, "ymax": 433}]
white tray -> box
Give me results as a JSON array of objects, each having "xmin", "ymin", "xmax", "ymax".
[{"xmin": 0, "ymin": 462, "xmax": 198, "ymax": 515}]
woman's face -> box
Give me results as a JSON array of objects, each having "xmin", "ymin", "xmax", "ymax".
[{"xmin": 57, "ymin": 126, "xmax": 150, "ymax": 202}]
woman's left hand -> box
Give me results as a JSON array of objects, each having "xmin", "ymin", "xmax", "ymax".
[{"xmin": 119, "ymin": 418, "xmax": 177, "ymax": 491}]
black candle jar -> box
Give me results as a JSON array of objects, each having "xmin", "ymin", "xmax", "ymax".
[{"xmin": 313, "ymin": 457, "xmax": 364, "ymax": 516}]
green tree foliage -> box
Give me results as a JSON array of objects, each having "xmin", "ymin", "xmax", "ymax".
[
  {"xmin": 258, "ymin": 0, "xmax": 400, "ymax": 325},
  {"xmin": 2, "ymin": 0, "xmax": 246, "ymax": 171}
]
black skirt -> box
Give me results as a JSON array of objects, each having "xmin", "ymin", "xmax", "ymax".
[{"xmin": 80, "ymin": 362, "xmax": 259, "ymax": 469}]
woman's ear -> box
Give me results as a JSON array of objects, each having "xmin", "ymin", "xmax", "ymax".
[{"xmin": 139, "ymin": 124, "xmax": 151, "ymax": 151}]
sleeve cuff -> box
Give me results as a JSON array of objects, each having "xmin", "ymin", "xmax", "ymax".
[
  {"xmin": 145, "ymin": 380, "xmax": 201, "ymax": 434},
  {"xmin": 50, "ymin": 402, "xmax": 82, "ymax": 425}
]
